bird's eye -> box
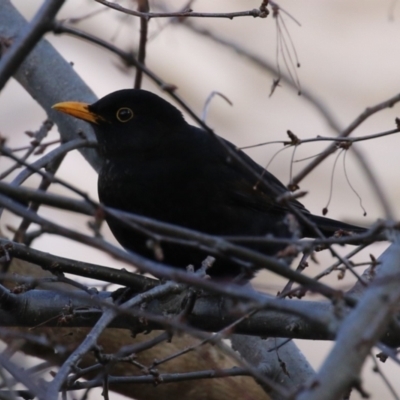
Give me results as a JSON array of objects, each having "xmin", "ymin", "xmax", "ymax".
[{"xmin": 116, "ymin": 107, "xmax": 134, "ymax": 122}]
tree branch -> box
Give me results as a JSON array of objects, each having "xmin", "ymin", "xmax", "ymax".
[
  {"xmin": 0, "ymin": 0, "xmax": 100, "ymax": 171},
  {"xmin": 0, "ymin": 0, "xmax": 65, "ymax": 90},
  {"xmin": 297, "ymin": 235, "xmax": 400, "ymax": 399}
]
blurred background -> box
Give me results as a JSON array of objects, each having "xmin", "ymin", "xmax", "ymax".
[{"xmin": 1, "ymin": 0, "xmax": 400, "ymax": 398}]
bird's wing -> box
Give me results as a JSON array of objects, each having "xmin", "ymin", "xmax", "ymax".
[{"xmin": 219, "ymin": 138, "xmax": 310, "ymax": 215}]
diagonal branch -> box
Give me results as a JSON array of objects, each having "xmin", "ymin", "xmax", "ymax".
[
  {"xmin": 0, "ymin": 0, "xmax": 65, "ymax": 90},
  {"xmin": 297, "ymin": 235, "xmax": 400, "ymax": 400},
  {"xmin": 0, "ymin": 0, "xmax": 100, "ymax": 171}
]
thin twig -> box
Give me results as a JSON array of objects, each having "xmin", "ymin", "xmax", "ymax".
[
  {"xmin": 68, "ymin": 367, "xmax": 250, "ymax": 390},
  {"xmin": 46, "ymin": 279, "xmax": 185, "ymax": 398},
  {"xmin": 240, "ymin": 127, "xmax": 400, "ymax": 150},
  {"xmin": 94, "ymin": 0, "xmax": 269, "ymax": 20},
  {"xmin": 13, "ymin": 152, "xmax": 66, "ymax": 245},
  {"xmin": 289, "ymin": 94, "xmax": 400, "ymax": 214},
  {"xmin": 134, "ymin": 0, "xmax": 149, "ymax": 89}
]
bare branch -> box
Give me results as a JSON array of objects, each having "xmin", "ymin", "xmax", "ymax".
[
  {"xmin": 0, "ymin": 0, "xmax": 65, "ymax": 90},
  {"xmin": 297, "ymin": 236, "xmax": 400, "ymax": 400},
  {"xmin": 94, "ymin": 0, "xmax": 269, "ymax": 20},
  {"xmin": 0, "ymin": 0, "xmax": 100, "ymax": 171}
]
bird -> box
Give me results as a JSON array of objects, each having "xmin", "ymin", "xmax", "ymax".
[{"xmin": 53, "ymin": 89, "xmax": 366, "ymax": 279}]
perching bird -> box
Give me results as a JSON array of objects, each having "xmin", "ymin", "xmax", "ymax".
[{"xmin": 53, "ymin": 89, "xmax": 366, "ymax": 279}]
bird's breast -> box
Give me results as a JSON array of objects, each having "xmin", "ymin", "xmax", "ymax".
[{"xmin": 98, "ymin": 156, "xmax": 220, "ymax": 229}]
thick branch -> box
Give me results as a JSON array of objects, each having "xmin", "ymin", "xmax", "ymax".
[
  {"xmin": 0, "ymin": 0, "xmax": 100, "ymax": 171},
  {"xmin": 297, "ymin": 236, "xmax": 400, "ymax": 399},
  {"xmin": 0, "ymin": 288, "xmax": 336, "ymax": 340},
  {"xmin": 0, "ymin": 0, "xmax": 65, "ymax": 90}
]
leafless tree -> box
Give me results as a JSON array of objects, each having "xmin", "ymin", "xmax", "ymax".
[{"xmin": 1, "ymin": 1, "xmax": 400, "ymax": 399}]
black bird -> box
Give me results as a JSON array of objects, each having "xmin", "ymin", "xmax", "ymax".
[{"xmin": 53, "ymin": 89, "xmax": 366, "ymax": 278}]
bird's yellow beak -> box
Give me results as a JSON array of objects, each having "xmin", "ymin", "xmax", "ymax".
[{"xmin": 52, "ymin": 101, "xmax": 104, "ymax": 124}]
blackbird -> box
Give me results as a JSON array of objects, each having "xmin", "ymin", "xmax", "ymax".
[{"xmin": 53, "ymin": 89, "xmax": 366, "ymax": 278}]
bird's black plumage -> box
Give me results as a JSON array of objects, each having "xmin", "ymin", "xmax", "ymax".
[{"xmin": 53, "ymin": 89, "xmax": 366, "ymax": 278}]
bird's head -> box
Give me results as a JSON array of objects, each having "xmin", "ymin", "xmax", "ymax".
[{"xmin": 53, "ymin": 89, "xmax": 186, "ymax": 157}]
